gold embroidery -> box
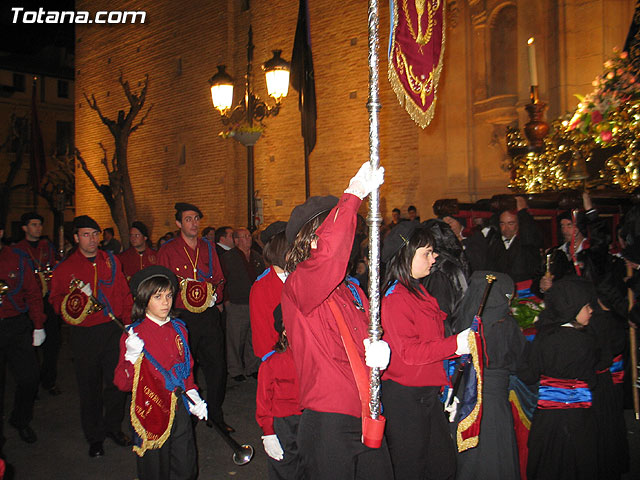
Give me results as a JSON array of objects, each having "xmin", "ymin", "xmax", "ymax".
[
  {"xmin": 456, "ymin": 331, "xmax": 483, "ymax": 452},
  {"xmin": 402, "ymin": 0, "xmax": 440, "ymax": 47}
]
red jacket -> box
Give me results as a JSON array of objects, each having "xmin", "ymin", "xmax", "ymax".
[
  {"xmin": 14, "ymin": 238, "xmax": 58, "ymax": 295},
  {"xmin": 250, "ymin": 267, "xmax": 284, "ymax": 358},
  {"xmin": 0, "ymin": 246, "xmax": 45, "ymax": 328},
  {"xmin": 118, "ymin": 246, "xmax": 158, "ymax": 279},
  {"xmin": 114, "ymin": 317, "xmax": 197, "ymax": 393},
  {"xmin": 282, "ymin": 193, "xmax": 370, "ymax": 418},
  {"xmin": 256, "ymin": 349, "xmax": 302, "ymax": 435},
  {"xmin": 49, "ymin": 248, "xmax": 132, "ymax": 327},
  {"xmin": 157, "ymin": 236, "xmax": 225, "ymax": 310},
  {"xmin": 382, "ymin": 282, "xmax": 458, "ymax": 387}
]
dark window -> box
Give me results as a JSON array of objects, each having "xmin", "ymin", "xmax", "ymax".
[
  {"xmin": 56, "ymin": 121, "xmax": 73, "ymax": 155},
  {"xmin": 13, "ymin": 73, "xmax": 25, "ymax": 92},
  {"xmin": 57, "ymin": 80, "xmax": 69, "ymax": 98}
]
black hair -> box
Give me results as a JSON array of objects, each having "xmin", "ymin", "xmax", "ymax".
[
  {"xmin": 215, "ymin": 226, "xmax": 233, "ymax": 243},
  {"xmin": 104, "ymin": 227, "xmax": 114, "ymax": 235},
  {"xmin": 382, "ymin": 226, "xmax": 434, "ymax": 298},
  {"xmin": 392, "ymin": 208, "xmax": 401, "ymax": 214},
  {"xmin": 408, "ymin": 205, "xmax": 417, "ymax": 212},
  {"xmin": 131, "ymin": 275, "xmax": 178, "ymax": 322},
  {"xmin": 263, "ymin": 230, "xmax": 288, "ymax": 268},
  {"xmin": 202, "ymin": 226, "xmax": 215, "ymax": 237}
]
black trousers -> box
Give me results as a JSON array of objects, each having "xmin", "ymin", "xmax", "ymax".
[
  {"xmin": 136, "ymin": 401, "xmax": 197, "ymax": 480},
  {"xmin": 40, "ymin": 296, "xmax": 61, "ymax": 389},
  {"xmin": 177, "ymin": 307, "xmax": 227, "ymax": 424},
  {"xmin": 0, "ymin": 314, "xmax": 39, "ymax": 429},
  {"xmin": 268, "ymin": 415, "xmax": 302, "ymax": 480},
  {"xmin": 382, "ymin": 380, "xmax": 456, "ymax": 480},
  {"xmin": 298, "ymin": 409, "xmax": 393, "ymax": 480},
  {"xmin": 69, "ymin": 321, "xmax": 127, "ymax": 444}
]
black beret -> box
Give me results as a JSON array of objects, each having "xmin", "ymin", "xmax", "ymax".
[
  {"xmin": 129, "ymin": 265, "xmax": 178, "ymax": 297},
  {"xmin": 73, "ymin": 215, "xmax": 101, "ymax": 232},
  {"xmin": 381, "ymin": 221, "xmax": 418, "ymax": 263},
  {"xmin": 286, "ymin": 195, "xmax": 338, "ymax": 244},
  {"xmin": 175, "ymin": 202, "xmax": 203, "ymax": 218},
  {"xmin": 21, "ymin": 212, "xmax": 44, "ymax": 225},
  {"xmin": 261, "ymin": 221, "xmax": 287, "ymax": 245},
  {"xmin": 131, "ymin": 221, "xmax": 149, "ymax": 238}
]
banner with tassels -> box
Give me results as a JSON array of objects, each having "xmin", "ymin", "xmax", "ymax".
[{"xmin": 388, "ymin": 0, "xmax": 446, "ymax": 128}]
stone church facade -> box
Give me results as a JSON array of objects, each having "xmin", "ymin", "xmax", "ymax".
[{"xmin": 75, "ymin": 0, "xmax": 635, "ymax": 241}]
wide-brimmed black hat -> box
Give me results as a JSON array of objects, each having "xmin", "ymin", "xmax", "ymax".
[
  {"xmin": 174, "ymin": 202, "xmax": 203, "ymax": 218},
  {"xmin": 129, "ymin": 265, "xmax": 179, "ymax": 297},
  {"xmin": 131, "ymin": 221, "xmax": 149, "ymax": 239},
  {"xmin": 73, "ymin": 215, "xmax": 101, "ymax": 232},
  {"xmin": 381, "ymin": 221, "xmax": 418, "ymax": 263},
  {"xmin": 286, "ymin": 195, "xmax": 338, "ymax": 243},
  {"xmin": 261, "ymin": 221, "xmax": 287, "ymax": 245},
  {"xmin": 21, "ymin": 212, "xmax": 44, "ymax": 225}
]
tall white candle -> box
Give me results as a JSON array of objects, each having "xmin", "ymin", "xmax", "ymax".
[{"xmin": 527, "ymin": 37, "xmax": 539, "ymax": 86}]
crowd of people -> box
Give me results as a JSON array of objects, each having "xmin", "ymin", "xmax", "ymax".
[{"xmin": 1, "ymin": 162, "xmax": 639, "ymax": 479}]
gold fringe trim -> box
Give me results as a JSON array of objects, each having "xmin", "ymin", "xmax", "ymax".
[
  {"xmin": 130, "ymin": 354, "xmax": 178, "ymax": 457},
  {"xmin": 61, "ymin": 291, "xmax": 91, "ymax": 325},
  {"xmin": 456, "ymin": 331, "xmax": 483, "ymax": 452},
  {"xmin": 180, "ymin": 279, "xmax": 214, "ymax": 314},
  {"xmin": 388, "ymin": 0, "xmax": 446, "ymax": 129},
  {"xmin": 508, "ymin": 390, "xmax": 531, "ymax": 430}
]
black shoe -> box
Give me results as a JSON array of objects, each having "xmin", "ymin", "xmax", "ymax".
[
  {"xmin": 88, "ymin": 441, "xmax": 104, "ymax": 457},
  {"xmin": 105, "ymin": 431, "xmax": 132, "ymax": 447},
  {"xmin": 206, "ymin": 419, "xmax": 235, "ymax": 433},
  {"xmin": 10, "ymin": 423, "xmax": 37, "ymax": 444},
  {"xmin": 47, "ymin": 386, "xmax": 62, "ymax": 396},
  {"xmin": 232, "ymin": 374, "xmax": 246, "ymax": 382}
]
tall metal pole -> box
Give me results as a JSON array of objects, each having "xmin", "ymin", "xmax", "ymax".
[
  {"xmin": 366, "ymin": 0, "xmax": 383, "ymax": 420},
  {"xmin": 246, "ymin": 27, "xmax": 256, "ymax": 231}
]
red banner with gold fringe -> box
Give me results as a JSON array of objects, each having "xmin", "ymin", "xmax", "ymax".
[
  {"xmin": 131, "ymin": 355, "xmax": 177, "ymax": 457},
  {"xmin": 388, "ymin": 0, "xmax": 446, "ymax": 128}
]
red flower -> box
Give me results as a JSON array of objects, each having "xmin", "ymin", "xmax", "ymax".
[
  {"xmin": 600, "ymin": 130, "xmax": 613, "ymax": 142},
  {"xmin": 591, "ymin": 110, "xmax": 603, "ymax": 124}
]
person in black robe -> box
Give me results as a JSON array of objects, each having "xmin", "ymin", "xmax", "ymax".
[
  {"xmin": 422, "ymin": 219, "xmax": 470, "ymax": 336},
  {"xmin": 450, "ymin": 271, "xmax": 525, "ymax": 480},
  {"xmin": 518, "ymin": 276, "xmax": 598, "ymax": 480}
]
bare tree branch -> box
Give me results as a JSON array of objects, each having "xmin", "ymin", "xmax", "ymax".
[
  {"xmin": 75, "ymin": 148, "xmax": 102, "ymax": 192},
  {"xmin": 130, "ymin": 104, "xmax": 153, "ymax": 134}
]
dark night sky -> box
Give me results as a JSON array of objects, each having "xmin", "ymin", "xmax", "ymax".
[{"xmin": 1, "ymin": 1, "xmax": 75, "ymax": 54}]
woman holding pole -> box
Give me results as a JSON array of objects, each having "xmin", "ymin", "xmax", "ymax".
[
  {"xmin": 380, "ymin": 222, "xmax": 471, "ymax": 480},
  {"xmin": 281, "ymin": 162, "xmax": 393, "ymax": 480}
]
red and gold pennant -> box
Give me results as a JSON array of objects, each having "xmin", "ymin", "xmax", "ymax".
[{"xmin": 388, "ymin": 0, "xmax": 446, "ymax": 128}]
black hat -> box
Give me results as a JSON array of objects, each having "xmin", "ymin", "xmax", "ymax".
[
  {"xmin": 175, "ymin": 202, "xmax": 203, "ymax": 219},
  {"xmin": 129, "ymin": 265, "xmax": 178, "ymax": 297},
  {"xmin": 381, "ymin": 221, "xmax": 418, "ymax": 263},
  {"xmin": 21, "ymin": 212, "xmax": 44, "ymax": 225},
  {"xmin": 73, "ymin": 215, "xmax": 101, "ymax": 232},
  {"xmin": 261, "ymin": 221, "xmax": 287, "ymax": 245},
  {"xmin": 131, "ymin": 221, "xmax": 149, "ymax": 239},
  {"xmin": 286, "ymin": 195, "xmax": 338, "ymax": 244}
]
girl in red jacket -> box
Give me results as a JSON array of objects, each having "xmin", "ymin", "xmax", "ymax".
[{"xmin": 380, "ymin": 222, "xmax": 471, "ymax": 480}]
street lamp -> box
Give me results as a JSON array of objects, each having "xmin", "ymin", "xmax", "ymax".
[{"xmin": 209, "ymin": 27, "xmax": 290, "ymax": 231}]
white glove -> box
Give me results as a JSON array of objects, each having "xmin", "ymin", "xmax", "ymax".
[
  {"xmin": 344, "ymin": 162, "xmax": 385, "ymax": 200},
  {"xmin": 125, "ymin": 330, "xmax": 145, "ymax": 364},
  {"xmin": 32, "ymin": 328, "xmax": 46, "ymax": 347},
  {"xmin": 444, "ymin": 389, "xmax": 460, "ymax": 423},
  {"xmin": 80, "ymin": 282, "xmax": 92, "ymax": 297},
  {"xmin": 208, "ymin": 292, "xmax": 218, "ymax": 307},
  {"xmin": 262, "ymin": 434, "xmax": 284, "ymax": 461},
  {"xmin": 363, "ymin": 338, "xmax": 391, "ymax": 369},
  {"xmin": 186, "ymin": 388, "xmax": 208, "ymax": 421},
  {"xmin": 455, "ymin": 328, "xmax": 472, "ymax": 356}
]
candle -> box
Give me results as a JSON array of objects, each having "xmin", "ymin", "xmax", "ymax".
[{"xmin": 527, "ymin": 37, "xmax": 539, "ymax": 86}]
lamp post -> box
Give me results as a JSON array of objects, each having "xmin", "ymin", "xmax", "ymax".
[{"xmin": 209, "ymin": 26, "xmax": 290, "ymax": 231}]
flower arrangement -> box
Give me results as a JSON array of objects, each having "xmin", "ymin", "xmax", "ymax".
[
  {"xmin": 510, "ymin": 296, "xmax": 544, "ymax": 330},
  {"xmin": 567, "ymin": 49, "xmax": 640, "ymax": 144},
  {"xmin": 219, "ymin": 122, "xmax": 264, "ymax": 139}
]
